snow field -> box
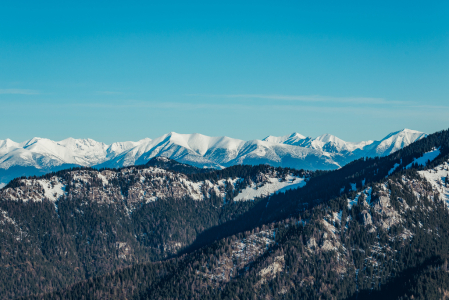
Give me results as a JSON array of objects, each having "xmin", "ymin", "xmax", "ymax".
[
  {"xmin": 418, "ymin": 160, "xmax": 449, "ymax": 206},
  {"xmin": 406, "ymin": 148, "xmax": 441, "ymax": 169},
  {"xmin": 233, "ymin": 175, "xmax": 306, "ymax": 201},
  {"xmin": 0, "ymin": 128, "xmax": 426, "ymax": 189}
]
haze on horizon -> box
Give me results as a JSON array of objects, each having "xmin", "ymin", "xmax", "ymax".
[{"xmin": 1, "ymin": 1, "xmax": 448, "ymax": 144}]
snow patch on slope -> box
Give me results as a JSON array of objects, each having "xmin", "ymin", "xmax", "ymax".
[
  {"xmin": 234, "ymin": 175, "xmax": 306, "ymax": 201},
  {"xmin": 388, "ymin": 161, "xmax": 401, "ymax": 176},
  {"xmin": 39, "ymin": 180, "xmax": 65, "ymax": 201},
  {"xmin": 418, "ymin": 161, "xmax": 449, "ymax": 206},
  {"xmin": 348, "ymin": 187, "xmax": 372, "ymax": 209},
  {"xmin": 406, "ymin": 148, "xmax": 441, "ymax": 169}
]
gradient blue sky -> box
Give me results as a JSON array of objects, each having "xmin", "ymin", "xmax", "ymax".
[{"xmin": 1, "ymin": 1, "xmax": 448, "ymax": 144}]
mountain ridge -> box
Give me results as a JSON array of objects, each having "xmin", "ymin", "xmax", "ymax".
[{"xmin": 0, "ymin": 129, "xmax": 426, "ymax": 187}]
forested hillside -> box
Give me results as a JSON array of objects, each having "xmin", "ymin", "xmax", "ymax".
[
  {"xmin": 1, "ymin": 129, "xmax": 449, "ymax": 299},
  {"xmin": 28, "ymin": 169, "xmax": 449, "ymax": 299},
  {"xmin": 0, "ymin": 162, "xmax": 306, "ymax": 299}
]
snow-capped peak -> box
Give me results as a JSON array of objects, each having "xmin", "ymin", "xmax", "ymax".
[
  {"xmin": 314, "ymin": 133, "xmax": 343, "ymax": 144},
  {"xmin": 0, "ymin": 129, "xmax": 427, "ymax": 187},
  {"xmin": 368, "ymin": 128, "xmax": 427, "ymax": 157},
  {"xmin": 0, "ymin": 139, "xmax": 20, "ymax": 152},
  {"xmin": 263, "ymin": 132, "xmax": 306, "ymax": 144}
]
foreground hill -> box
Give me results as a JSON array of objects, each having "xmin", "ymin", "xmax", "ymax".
[
  {"xmin": 0, "ymin": 162, "xmax": 306, "ymax": 299},
  {"xmin": 0, "ymin": 129, "xmax": 425, "ymax": 187},
  {"xmin": 33, "ymin": 169, "xmax": 449, "ymax": 300}
]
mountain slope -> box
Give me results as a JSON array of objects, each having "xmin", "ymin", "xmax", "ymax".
[
  {"xmin": 0, "ymin": 162, "xmax": 309, "ymax": 299},
  {"xmin": 23, "ymin": 128, "xmax": 449, "ymax": 300},
  {"xmin": 364, "ymin": 128, "xmax": 428, "ymax": 156},
  {"xmin": 265, "ymin": 128, "xmax": 426, "ymax": 156},
  {"xmin": 0, "ymin": 128, "xmax": 445, "ymax": 299},
  {"xmin": 0, "ymin": 137, "xmax": 146, "ymax": 188}
]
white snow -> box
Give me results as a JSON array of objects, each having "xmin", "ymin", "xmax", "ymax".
[
  {"xmin": 348, "ymin": 196, "xmax": 358, "ymax": 209},
  {"xmin": 0, "ymin": 137, "xmax": 140, "ymax": 170},
  {"xmin": 0, "ymin": 128, "xmax": 426, "ymax": 188},
  {"xmin": 330, "ymin": 211, "xmax": 343, "ymax": 224},
  {"xmin": 97, "ymin": 173, "xmax": 109, "ymax": 185},
  {"xmin": 364, "ymin": 187, "xmax": 372, "ymax": 205},
  {"xmin": 0, "ymin": 129, "xmax": 425, "ymax": 172},
  {"xmin": 406, "ymin": 148, "xmax": 441, "ymax": 169},
  {"xmin": 348, "ymin": 188, "xmax": 371, "ymax": 209},
  {"xmin": 263, "ymin": 128, "xmax": 424, "ymax": 157},
  {"xmin": 263, "ymin": 133, "xmax": 306, "ymax": 144},
  {"xmin": 418, "ymin": 161, "xmax": 449, "ymax": 206},
  {"xmin": 234, "ymin": 175, "xmax": 306, "ymax": 201},
  {"xmin": 178, "ymin": 179, "xmax": 206, "ymax": 200},
  {"xmin": 371, "ymin": 129, "xmax": 427, "ymax": 157},
  {"xmin": 39, "ymin": 180, "xmax": 65, "ymax": 201}
]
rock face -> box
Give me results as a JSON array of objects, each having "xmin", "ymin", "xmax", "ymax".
[
  {"xmin": 307, "ymin": 237, "xmax": 317, "ymax": 250},
  {"xmin": 197, "ymin": 229, "xmax": 276, "ymax": 287},
  {"xmin": 360, "ymin": 210, "xmax": 373, "ymax": 226},
  {"xmin": 256, "ymin": 255, "xmax": 285, "ymax": 287},
  {"xmin": 371, "ymin": 188, "xmax": 401, "ymax": 229}
]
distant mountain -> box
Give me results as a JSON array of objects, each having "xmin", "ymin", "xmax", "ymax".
[
  {"xmin": 263, "ymin": 128, "xmax": 426, "ymax": 155},
  {"xmin": 363, "ymin": 128, "xmax": 427, "ymax": 156},
  {"xmin": 0, "ymin": 129, "xmax": 426, "ymax": 187},
  {"xmin": 0, "ymin": 137, "xmax": 148, "ymax": 187}
]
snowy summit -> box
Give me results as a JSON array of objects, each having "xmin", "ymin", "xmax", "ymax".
[{"xmin": 0, "ymin": 129, "xmax": 426, "ymax": 188}]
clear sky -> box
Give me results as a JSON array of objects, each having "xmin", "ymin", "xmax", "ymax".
[{"xmin": 1, "ymin": 1, "xmax": 448, "ymax": 144}]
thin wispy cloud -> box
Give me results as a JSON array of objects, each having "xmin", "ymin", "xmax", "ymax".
[
  {"xmin": 30, "ymin": 97, "xmax": 447, "ymax": 113},
  {"xmin": 95, "ymin": 91, "xmax": 124, "ymax": 95},
  {"xmin": 0, "ymin": 89, "xmax": 39, "ymax": 95},
  {"xmin": 62, "ymin": 100, "xmax": 449, "ymax": 117},
  {"xmin": 189, "ymin": 94, "xmax": 407, "ymax": 105},
  {"xmin": 68, "ymin": 100, "xmax": 254, "ymax": 110}
]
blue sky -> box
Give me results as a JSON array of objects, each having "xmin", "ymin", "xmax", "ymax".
[{"xmin": 1, "ymin": 1, "xmax": 448, "ymax": 144}]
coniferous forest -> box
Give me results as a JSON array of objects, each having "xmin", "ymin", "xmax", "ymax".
[{"xmin": 1, "ymin": 129, "xmax": 449, "ymax": 299}]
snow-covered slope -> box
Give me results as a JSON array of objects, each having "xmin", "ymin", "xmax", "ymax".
[
  {"xmin": 265, "ymin": 128, "xmax": 426, "ymax": 157},
  {"xmin": 364, "ymin": 129, "xmax": 427, "ymax": 157},
  {"xmin": 263, "ymin": 133, "xmax": 306, "ymax": 144},
  {"xmin": 97, "ymin": 132, "xmax": 246, "ymax": 169},
  {"xmin": 419, "ymin": 160, "xmax": 449, "ymax": 205},
  {"xmin": 234, "ymin": 175, "xmax": 306, "ymax": 201},
  {"xmin": 98, "ymin": 133, "xmax": 342, "ymax": 171},
  {"xmin": 0, "ymin": 129, "xmax": 426, "ymax": 187},
  {"xmin": 0, "ymin": 137, "xmax": 145, "ymax": 187},
  {"xmin": 0, "ymin": 137, "xmax": 145, "ymax": 170}
]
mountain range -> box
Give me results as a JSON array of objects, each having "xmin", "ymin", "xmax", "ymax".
[
  {"xmin": 0, "ymin": 128, "xmax": 426, "ymax": 187},
  {"xmin": 1, "ymin": 127, "xmax": 448, "ymax": 299}
]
